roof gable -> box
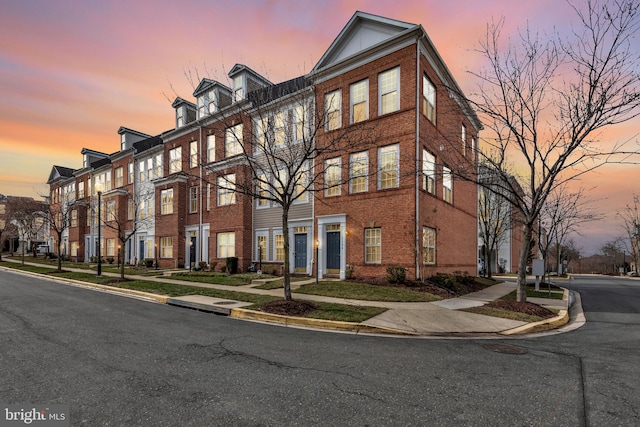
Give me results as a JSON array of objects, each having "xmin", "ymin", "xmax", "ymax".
[
  {"xmin": 47, "ymin": 165, "xmax": 75, "ymax": 184},
  {"xmin": 313, "ymin": 11, "xmax": 416, "ymax": 72}
]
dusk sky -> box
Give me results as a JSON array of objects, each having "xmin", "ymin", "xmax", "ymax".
[{"xmin": 1, "ymin": 0, "xmax": 638, "ymax": 255}]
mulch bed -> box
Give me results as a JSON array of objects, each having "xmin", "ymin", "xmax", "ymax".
[
  {"xmin": 257, "ymin": 300, "xmax": 318, "ymax": 317},
  {"xmin": 485, "ymin": 300, "xmax": 556, "ymax": 319}
]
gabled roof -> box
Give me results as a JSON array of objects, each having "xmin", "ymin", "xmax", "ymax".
[
  {"xmin": 193, "ymin": 78, "xmax": 231, "ymax": 97},
  {"xmin": 228, "ymin": 64, "xmax": 272, "ymax": 86},
  {"xmin": 171, "ymin": 97, "xmax": 196, "ymax": 109},
  {"xmin": 47, "ymin": 165, "xmax": 76, "ymax": 184},
  {"xmin": 248, "ymin": 76, "xmax": 311, "ymax": 105},
  {"xmin": 117, "ymin": 126, "xmax": 151, "ymax": 139},
  {"xmin": 312, "ymin": 11, "xmax": 417, "ymax": 72}
]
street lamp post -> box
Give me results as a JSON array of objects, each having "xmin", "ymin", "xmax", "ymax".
[{"xmin": 95, "ymin": 181, "xmax": 103, "ymax": 278}]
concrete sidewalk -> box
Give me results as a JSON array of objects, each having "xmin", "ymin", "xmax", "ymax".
[{"xmin": 1, "ymin": 259, "xmax": 571, "ymax": 336}]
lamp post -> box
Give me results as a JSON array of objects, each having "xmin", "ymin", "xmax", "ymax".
[
  {"xmin": 315, "ymin": 239, "xmax": 319, "ymax": 285},
  {"xmin": 155, "ymin": 243, "xmax": 158, "ymax": 270},
  {"xmin": 95, "ymin": 181, "xmax": 103, "ymax": 278}
]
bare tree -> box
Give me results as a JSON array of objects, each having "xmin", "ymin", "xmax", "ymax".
[
  {"xmin": 43, "ymin": 194, "xmax": 76, "ymax": 272},
  {"xmin": 0, "ymin": 196, "xmax": 18, "ymax": 262},
  {"xmin": 464, "ymin": 0, "xmax": 640, "ymax": 301},
  {"xmin": 11, "ymin": 198, "xmax": 46, "ymax": 265},
  {"xmin": 617, "ymin": 194, "xmax": 640, "ymax": 273}
]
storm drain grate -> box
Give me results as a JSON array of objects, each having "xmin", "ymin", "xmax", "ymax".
[{"xmin": 482, "ymin": 344, "xmax": 528, "ymax": 355}]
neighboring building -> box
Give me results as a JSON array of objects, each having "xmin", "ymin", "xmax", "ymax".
[
  {"xmin": 0, "ymin": 193, "xmax": 49, "ymax": 254},
  {"xmin": 46, "ymin": 11, "xmax": 481, "ymax": 279}
]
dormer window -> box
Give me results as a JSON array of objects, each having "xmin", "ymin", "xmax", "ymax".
[
  {"xmin": 176, "ymin": 106, "xmax": 185, "ymax": 128},
  {"xmin": 208, "ymin": 90, "xmax": 216, "ymax": 114},
  {"xmin": 197, "ymin": 96, "xmax": 206, "ymax": 119},
  {"xmin": 120, "ymin": 134, "xmax": 126, "ymax": 151},
  {"xmin": 233, "ymin": 75, "xmax": 244, "ymax": 102}
]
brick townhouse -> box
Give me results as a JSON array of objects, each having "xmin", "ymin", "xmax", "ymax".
[{"xmin": 46, "ymin": 11, "xmax": 481, "ymax": 279}]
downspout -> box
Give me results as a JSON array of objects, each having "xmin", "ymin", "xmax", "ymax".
[
  {"xmin": 199, "ymin": 125, "xmax": 203, "ymax": 267},
  {"xmin": 415, "ymin": 37, "xmax": 422, "ymax": 280}
]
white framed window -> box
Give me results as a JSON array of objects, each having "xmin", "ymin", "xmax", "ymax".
[
  {"xmin": 379, "ymin": 144, "xmax": 399, "ymax": 189},
  {"xmin": 350, "ymin": 79, "xmax": 368, "ymax": 124},
  {"xmin": 294, "ymin": 163, "xmax": 308, "ymax": 203},
  {"xmin": 255, "ymin": 117, "xmax": 268, "ymax": 152},
  {"xmin": 257, "ymin": 174, "xmax": 269, "ymax": 208},
  {"xmin": 217, "ymin": 174, "xmax": 236, "ymax": 206},
  {"xmin": 325, "ymin": 90, "xmax": 341, "ymax": 131},
  {"xmin": 155, "ymin": 154, "xmax": 162, "ymax": 179},
  {"xmin": 274, "ymin": 232, "xmax": 285, "ymax": 262},
  {"xmin": 160, "ymin": 237, "xmax": 173, "ymax": 258},
  {"xmin": 325, "ymin": 157, "xmax": 341, "ymax": 197},
  {"xmin": 461, "ymin": 124, "xmax": 466, "ymax": 156},
  {"xmin": 70, "ymin": 209, "xmax": 78, "ymax": 228},
  {"xmin": 128, "ymin": 163, "xmax": 134, "ymax": 183},
  {"xmin": 139, "ymin": 199, "xmax": 147, "ymax": 220},
  {"xmin": 274, "ymin": 111, "xmax": 286, "ymax": 146},
  {"xmin": 423, "ymin": 75, "xmax": 436, "ymax": 124},
  {"xmin": 190, "ymin": 141, "xmax": 198, "ymax": 168},
  {"xmin": 365, "ymin": 228, "xmax": 381, "ymax": 264},
  {"xmin": 207, "ymin": 135, "xmax": 215, "ymax": 163},
  {"xmin": 106, "ymin": 200, "xmax": 116, "ymax": 222},
  {"xmin": 294, "ymin": 104, "xmax": 308, "ymax": 141},
  {"xmin": 206, "ymin": 183, "xmax": 211, "ymax": 211},
  {"xmin": 197, "ymin": 96, "xmax": 206, "ymax": 119},
  {"xmin": 176, "ymin": 107, "xmax": 184, "ymax": 128},
  {"xmin": 106, "ymin": 238, "xmax": 115, "ymax": 257},
  {"xmin": 139, "ymin": 161, "xmax": 145, "ymax": 182},
  {"xmin": 471, "ymin": 137, "xmax": 476, "ymax": 159},
  {"xmin": 189, "ymin": 186, "xmax": 198, "ymax": 213},
  {"xmin": 146, "ymin": 239, "xmax": 154, "ymax": 259},
  {"xmin": 161, "ymin": 189, "xmax": 173, "ymax": 215},
  {"xmin": 349, "ymin": 151, "xmax": 368, "ymax": 193},
  {"xmin": 423, "ymin": 227, "xmax": 436, "ymax": 264},
  {"xmin": 217, "ymin": 232, "xmax": 235, "ymax": 258},
  {"xmin": 256, "ymin": 232, "xmax": 268, "ymax": 261},
  {"xmin": 78, "ymin": 181, "xmax": 85, "ymax": 199},
  {"xmin": 379, "ymin": 67, "xmax": 400, "ymax": 115},
  {"xmin": 147, "ymin": 158, "xmax": 153, "ymax": 180},
  {"xmin": 225, "ymin": 124, "xmax": 243, "ymax": 157},
  {"xmin": 127, "ymin": 199, "xmax": 134, "ymax": 220},
  {"xmin": 208, "ymin": 89, "xmax": 216, "ymax": 114},
  {"xmin": 422, "ymin": 149, "xmax": 436, "ymax": 194},
  {"xmin": 443, "ymin": 166, "xmax": 453, "ymax": 203},
  {"xmin": 169, "ymin": 147, "xmax": 182, "ymax": 174},
  {"xmin": 115, "ymin": 167, "xmax": 123, "ymax": 188},
  {"xmin": 233, "ymin": 75, "xmax": 244, "ymax": 102}
]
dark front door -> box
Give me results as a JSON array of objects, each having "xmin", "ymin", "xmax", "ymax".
[
  {"xmin": 190, "ymin": 236, "xmax": 197, "ymax": 266},
  {"xmin": 294, "ymin": 234, "xmax": 307, "ymax": 271},
  {"xmin": 139, "ymin": 239, "xmax": 145, "ymax": 261},
  {"xmin": 326, "ymin": 231, "xmax": 340, "ymax": 272}
]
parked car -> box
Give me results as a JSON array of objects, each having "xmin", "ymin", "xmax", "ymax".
[
  {"xmin": 627, "ymin": 271, "xmax": 638, "ymax": 277},
  {"xmin": 37, "ymin": 244, "xmax": 49, "ymax": 254}
]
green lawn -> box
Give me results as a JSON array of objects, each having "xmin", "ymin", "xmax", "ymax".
[
  {"xmin": 294, "ymin": 281, "xmax": 442, "ymax": 302},
  {"xmin": 502, "ymin": 289, "xmax": 564, "ymax": 300},
  {"xmin": 462, "ymin": 306, "xmax": 549, "ymax": 323}
]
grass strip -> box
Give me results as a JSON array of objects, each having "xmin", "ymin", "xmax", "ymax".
[
  {"xmin": 502, "ymin": 289, "xmax": 563, "ymax": 300},
  {"xmin": 461, "ymin": 306, "xmax": 547, "ymax": 323},
  {"xmin": 295, "ymin": 281, "xmax": 441, "ymax": 302}
]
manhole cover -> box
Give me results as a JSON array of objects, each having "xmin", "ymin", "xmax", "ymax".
[
  {"xmin": 482, "ymin": 344, "xmax": 528, "ymax": 355},
  {"xmin": 213, "ymin": 301, "xmax": 237, "ymax": 305}
]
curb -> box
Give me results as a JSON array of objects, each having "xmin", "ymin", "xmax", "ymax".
[
  {"xmin": 500, "ymin": 288, "xmax": 570, "ymax": 335},
  {"xmin": 229, "ymin": 308, "xmax": 417, "ymax": 335}
]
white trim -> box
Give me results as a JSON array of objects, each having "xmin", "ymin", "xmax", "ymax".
[{"xmin": 317, "ymin": 214, "xmax": 347, "ymax": 280}]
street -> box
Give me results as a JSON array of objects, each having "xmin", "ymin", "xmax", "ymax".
[{"xmin": 1, "ymin": 269, "xmax": 639, "ymax": 426}]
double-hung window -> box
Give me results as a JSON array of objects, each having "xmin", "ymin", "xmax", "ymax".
[
  {"xmin": 255, "ymin": 118, "xmax": 268, "ymax": 152},
  {"xmin": 423, "ymin": 227, "xmax": 436, "ymax": 264},
  {"xmin": 217, "ymin": 232, "xmax": 235, "ymax": 258},
  {"xmin": 461, "ymin": 124, "xmax": 466, "ymax": 156},
  {"xmin": 161, "ymin": 189, "xmax": 173, "ymax": 214},
  {"xmin": 169, "ymin": 147, "xmax": 182, "ymax": 173},
  {"xmin": 365, "ymin": 228, "xmax": 381, "ymax": 264},
  {"xmin": 274, "ymin": 112, "xmax": 286, "ymax": 147},
  {"xmin": 233, "ymin": 75, "xmax": 243, "ymax": 102},
  {"xmin": 350, "ymin": 79, "xmax": 368, "ymax": 123},
  {"xmin": 274, "ymin": 233, "xmax": 285, "ymax": 262},
  {"xmin": 225, "ymin": 124, "xmax": 243, "ymax": 157},
  {"xmin": 294, "ymin": 104, "xmax": 308, "ymax": 141},
  {"xmin": 155, "ymin": 154, "xmax": 162, "ymax": 179},
  {"xmin": 190, "ymin": 140, "xmax": 198, "ymax": 168},
  {"xmin": 443, "ymin": 166, "xmax": 453, "ymax": 203},
  {"xmin": 325, "ymin": 157, "xmax": 341, "ymax": 197},
  {"xmin": 422, "ymin": 149, "xmax": 436, "ymax": 194},
  {"xmin": 217, "ymin": 174, "xmax": 236, "ymax": 206},
  {"xmin": 189, "ymin": 186, "xmax": 198, "ymax": 213},
  {"xmin": 379, "ymin": 67, "xmax": 399, "ymax": 115},
  {"xmin": 423, "ymin": 75, "xmax": 436, "ymax": 124},
  {"xmin": 160, "ymin": 237, "xmax": 173, "ymax": 258},
  {"xmin": 349, "ymin": 151, "xmax": 368, "ymax": 193},
  {"xmin": 257, "ymin": 174, "xmax": 269, "ymax": 207},
  {"xmin": 294, "ymin": 163, "xmax": 308, "ymax": 202},
  {"xmin": 379, "ymin": 144, "xmax": 399, "ymax": 189},
  {"xmin": 207, "ymin": 135, "xmax": 215, "ymax": 163},
  {"xmin": 325, "ymin": 90, "xmax": 341, "ymax": 131},
  {"xmin": 115, "ymin": 167, "xmax": 123, "ymax": 188}
]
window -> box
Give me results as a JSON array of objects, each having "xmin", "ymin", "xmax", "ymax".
[
  {"xmin": 471, "ymin": 137, "xmax": 476, "ymax": 159},
  {"xmin": 176, "ymin": 107, "xmax": 184, "ymax": 128},
  {"xmin": 349, "ymin": 151, "xmax": 368, "ymax": 193},
  {"xmin": 423, "ymin": 75, "xmax": 436, "ymax": 124},
  {"xmin": 294, "ymin": 164, "xmax": 308, "ymax": 202},
  {"xmin": 350, "ymin": 79, "xmax": 368, "ymax": 123},
  {"xmin": 257, "ymin": 174, "xmax": 269, "ymax": 207},
  {"xmin": 146, "ymin": 239, "xmax": 153, "ymax": 259},
  {"xmin": 423, "ymin": 227, "xmax": 436, "ymax": 264},
  {"xmin": 190, "ymin": 140, "xmax": 198, "ymax": 168},
  {"xmin": 257, "ymin": 234, "xmax": 267, "ymax": 261},
  {"xmin": 128, "ymin": 163, "xmax": 134, "ymax": 183},
  {"xmin": 189, "ymin": 186, "xmax": 198, "ymax": 213},
  {"xmin": 365, "ymin": 228, "xmax": 381, "ymax": 264},
  {"xmin": 155, "ymin": 154, "xmax": 162, "ymax": 179},
  {"xmin": 169, "ymin": 147, "xmax": 182, "ymax": 173},
  {"xmin": 443, "ymin": 166, "xmax": 453, "ymax": 203},
  {"xmin": 255, "ymin": 117, "xmax": 268, "ymax": 152},
  {"xmin": 325, "ymin": 90, "xmax": 341, "ymax": 131},
  {"xmin": 379, "ymin": 67, "xmax": 399, "ymax": 115},
  {"xmin": 294, "ymin": 104, "xmax": 308, "ymax": 141},
  {"xmin": 217, "ymin": 174, "xmax": 236, "ymax": 206},
  {"xmin": 115, "ymin": 167, "xmax": 123, "ymax": 188},
  {"xmin": 461, "ymin": 124, "xmax": 466, "ymax": 156},
  {"xmin": 217, "ymin": 232, "xmax": 235, "ymax": 258},
  {"xmin": 146, "ymin": 198, "xmax": 153, "ymax": 218},
  {"xmin": 274, "ymin": 111, "xmax": 286, "ymax": 146},
  {"xmin": 275, "ymin": 233, "xmax": 285, "ymax": 262},
  {"xmin": 207, "ymin": 135, "xmax": 215, "ymax": 163},
  {"xmin": 139, "ymin": 161, "xmax": 145, "ymax": 182},
  {"xmin": 208, "ymin": 90, "xmax": 216, "ymax": 114},
  {"xmin": 106, "ymin": 238, "xmax": 115, "ymax": 257},
  {"xmin": 161, "ymin": 189, "xmax": 173, "ymax": 214},
  {"xmin": 233, "ymin": 75, "xmax": 243, "ymax": 102},
  {"xmin": 104, "ymin": 171, "xmax": 111, "ymax": 191},
  {"xmin": 106, "ymin": 200, "xmax": 116, "ymax": 222},
  {"xmin": 160, "ymin": 237, "xmax": 173, "ymax": 258},
  {"xmin": 197, "ymin": 96, "xmax": 206, "ymax": 118},
  {"xmin": 70, "ymin": 209, "xmax": 78, "ymax": 228},
  {"xmin": 78, "ymin": 181, "xmax": 85, "ymax": 199},
  {"xmin": 325, "ymin": 157, "xmax": 341, "ymax": 197},
  {"xmin": 422, "ymin": 149, "xmax": 436, "ymax": 194},
  {"xmin": 225, "ymin": 124, "xmax": 243, "ymax": 157},
  {"xmin": 147, "ymin": 158, "xmax": 153, "ymax": 180},
  {"xmin": 71, "ymin": 241, "xmax": 78, "ymax": 257},
  {"xmin": 128, "ymin": 199, "xmax": 134, "ymax": 220},
  {"xmin": 379, "ymin": 144, "xmax": 399, "ymax": 189}
]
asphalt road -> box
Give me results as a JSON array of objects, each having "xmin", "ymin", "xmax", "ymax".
[{"xmin": 0, "ymin": 269, "xmax": 638, "ymax": 426}]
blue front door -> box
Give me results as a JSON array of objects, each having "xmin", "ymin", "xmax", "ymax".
[
  {"xmin": 294, "ymin": 234, "xmax": 307, "ymax": 271},
  {"xmin": 326, "ymin": 231, "xmax": 340, "ymax": 272}
]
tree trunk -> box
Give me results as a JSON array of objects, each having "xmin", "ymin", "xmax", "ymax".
[
  {"xmin": 120, "ymin": 243, "xmax": 126, "ymax": 280},
  {"xmin": 57, "ymin": 238, "xmax": 63, "ymax": 272},
  {"xmin": 516, "ymin": 223, "xmax": 533, "ymax": 302},
  {"xmin": 281, "ymin": 206, "xmax": 292, "ymax": 301}
]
